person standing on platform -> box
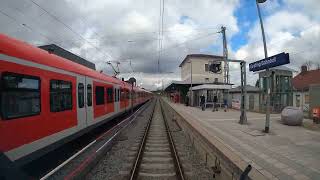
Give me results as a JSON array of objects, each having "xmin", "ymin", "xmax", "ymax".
[
  {"xmin": 185, "ymin": 94, "xmax": 189, "ymax": 106},
  {"xmin": 212, "ymin": 94, "xmax": 218, "ymax": 111},
  {"xmin": 223, "ymin": 98, "xmax": 228, "ymax": 112},
  {"xmin": 200, "ymin": 94, "xmax": 205, "ymax": 111}
]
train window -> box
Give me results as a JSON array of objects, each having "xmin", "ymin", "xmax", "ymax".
[
  {"xmin": 78, "ymin": 83, "xmax": 84, "ymax": 108},
  {"xmin": 120, "ymin": 89, "xmax": 124, "ymax": 101},
  {"xmin": 95, "ymin": 86, "xmax": 104, "ymax": 105},
  {"xmin": 114, "ymin": 88, "xmax": 117, "ymax": 102},
  {"xmin": 107, "ymin": 88, "xmax": 113, "ymax": 103},
  {"xmin": 87, "ymin": 84, "xmax": 92, "ymax": 106},
  {"xmin": 1, "ymin": 72, "xmax": 40, "ymax": 120},
  {"xmin": 117, "ymin": 89, "xmax": 120, "ymax": 101},
  {"xmin": 50, "ymin": 80, "xmax": 72, "ymax": 112}
]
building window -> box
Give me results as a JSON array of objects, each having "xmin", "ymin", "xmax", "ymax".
[
  {"xmin": 214, "ymin": 78, "xmax": 218, "ymax": 83},
  {"xmin": 296, "ymin": 94, "xmax": 300, "ymax": 107},
  {"xmin": 205, "ymin": 78, "xmax": 209, "ymax": 82},
  {"xmin": 95, "ymin": 86, "xmax": 105, "ymax": 105},
  {"xmin": 1, "ymin": 72, "xmax": 41, "ymax": 119},
  {"xmin": 87, "ymin": 84, "xmax": 92, "ymax": 106},
  {"xmin": 107, "ymin": 88, "xmax": 113, "ymax": 103},
  {"xmin": 50, "ymin": 80, "xmax": 72, "ymax": 112},
  {"xmin": 205, "ymin": 64, "xmax": 209, "ymax": 72},
  {"xmin": 305, "ymin": 94, "xmax": 310, "ymax": 104}
]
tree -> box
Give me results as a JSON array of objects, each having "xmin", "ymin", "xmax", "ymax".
[
  {"xmin": 303, "ymin": 61, "xmax": 313, "ymax": 70},
  {"xmin": 255, "ymin": 79, "xmax": 260, "ymax": 88}
]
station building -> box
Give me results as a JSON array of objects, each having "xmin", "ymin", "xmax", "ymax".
[
  {"xmin": 258, "ymin": 66, "xmax": 295, "ymax": 113},
  {"xmin": 165, "ymin": 54, "xmax": 231, "ymax": 107}
]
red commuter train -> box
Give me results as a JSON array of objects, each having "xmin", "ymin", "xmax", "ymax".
[{"xmin": 0, "ymin": 34, "xmax": 152, "ymax": 165}]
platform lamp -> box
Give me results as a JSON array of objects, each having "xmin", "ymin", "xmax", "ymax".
[{"xmin": 256, "ymin": 0, "xmax": 271, "ymax": 133}]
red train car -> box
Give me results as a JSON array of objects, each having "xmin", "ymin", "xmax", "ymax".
[{"xmin": 0, "ymin": 34, "xmax": 152, "ymax": 165}]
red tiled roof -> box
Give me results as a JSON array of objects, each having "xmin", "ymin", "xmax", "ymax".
[{"xmin": 292, "ymin": 69, "xmax": 320, "ymax": 90}]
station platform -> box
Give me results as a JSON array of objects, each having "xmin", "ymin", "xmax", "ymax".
[{"xmin": 165, "ymin": 100, "xmax": 320, "ymax": 180}]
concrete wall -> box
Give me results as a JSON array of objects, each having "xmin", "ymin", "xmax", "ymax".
[
  {"xmin": 181, "ymin": 57, "xmax": 225, "ymax": 84},
  {"xmin": 161, "ymin": 99, "xmax": 268, "ymax": 180},
  {"xmin": 230, "ymin": 92, "xmax": 260, "ymax": 112}
]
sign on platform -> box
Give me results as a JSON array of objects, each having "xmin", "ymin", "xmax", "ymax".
[{"xmin": 249, "ymin": 52, "xmax": 289, "ymax": 72}]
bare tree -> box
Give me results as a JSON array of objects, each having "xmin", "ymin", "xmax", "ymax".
[{"xmin": 303, "ymin": 61, "xmax": 313, "ymax": 70}]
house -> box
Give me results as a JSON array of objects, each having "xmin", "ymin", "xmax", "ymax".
[
  {"xmin": 292, "ymin": 66, "xmax": 320, "ymax": 117},
  {"xmin": 179, "ymin": 54, "xmax": 225, "ymax": 84}
]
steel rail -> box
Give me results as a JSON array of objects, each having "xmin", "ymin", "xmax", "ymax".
[
  {"xmin": 40, "ymin": 100, "xmax": 151, "ymax": 180},
  {"xmin": 129, "ymin": 99, "xmax": 157, "ymax": 180},
  {"xmin": 160, "ymin": 99, "xmax": 185, "ymax": 180}
]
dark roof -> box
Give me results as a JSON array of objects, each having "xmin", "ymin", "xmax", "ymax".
[
  {"xmin": 38, "ymin": 44, "xmax": 96, "ymax": 70},
  {"xmin": 229, "ymin": 85, "xmax": 260, "ymax": 93},
  {"xmin": 179, "ymin": 54, "xmax": 224, "ymax": 67},
  {"xmin": 292, "ymin": 69, "xmax": 320, "ymax": 91}
]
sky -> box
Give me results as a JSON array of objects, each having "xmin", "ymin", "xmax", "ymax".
[{"xmin": 0, "ymin": 0, "xmax": 319, "ymax": 90}]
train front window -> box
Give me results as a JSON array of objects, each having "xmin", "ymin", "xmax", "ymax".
[
  {"xmin": 1, "ymin": 72, "xmax": 41, "ymax": 120},
  {"xmin": 50, "ymin": 80, "xmax": 72, "ymax": 112}
]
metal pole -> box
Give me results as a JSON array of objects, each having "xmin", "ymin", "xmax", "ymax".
[
  {"xmin": 239, "ymin": 62, "xmax": 247, "ymax": 124},
  {"xmin": 256, "ymin": 1, "xmax": 270, "ymax": 133},
  {"xmin": 190, "ymin": 61, "xmax": 193, "ymax": 106},
  {"xmin": 221, "ymin": 26, "xmax": 229, "ymax": 84},
  {"xmin": 221, "ymin": 26, "xmax": 231, "ymax": 112}
]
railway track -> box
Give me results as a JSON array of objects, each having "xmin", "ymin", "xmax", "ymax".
[{"xmin": 128, "ymin": 99, "xmax": 185, "ymax": 180}]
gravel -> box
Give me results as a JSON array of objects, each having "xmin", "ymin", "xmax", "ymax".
[
  {"xmin": 86, "ymin": 100, "xmax": 156, "ymax": 180},
  {"xmin": 161, "ymin": 100, "xmax": 213, "ymax": 180},
  {"xmin": 86, "ymin": 98, "xmax": 213, "ymax": 180}
]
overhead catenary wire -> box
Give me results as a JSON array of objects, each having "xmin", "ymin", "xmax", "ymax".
[
  {"xmin": 0, "ymin": 8, "xmax": 103, "ymax": 63},
  {"xmin": 28, "ymin": 0, "xmax": 113, "ymax": 60},
  {"xmin": 157, "ymin": 0, "xmax": 162, "ymax": 73},
  {"xmin": 0, "ymin": 9, "xmax": 61, "ymax": 46},
  {"xmin": 122, "ymin": 31, "xmax": 220, "ymax": 64},
  {"xmin": 1, "ymin": 5, "xmax": 80, "ymax": 48}
]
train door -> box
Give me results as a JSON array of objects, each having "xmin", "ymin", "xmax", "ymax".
[
  {"xmin": 85, "ymin": 77, "xmax": 93, "ymax": 123},
  {"xmin": 77, "ymin": 75, "xmax": 87, "ymax": 129},
  {"xmin": 114, "ymin": 85, "xmax": 120, "ymax": 113}
]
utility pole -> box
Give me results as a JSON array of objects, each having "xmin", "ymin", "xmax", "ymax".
[
  {"xmin": 221, "ymin": 26, "xmax": 229, "ymax": 84},
  {"xmin": 221, "ymin": 26, "xmax": 230, "ymax": 111}
]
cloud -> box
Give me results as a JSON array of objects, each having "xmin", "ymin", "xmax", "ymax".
[
  {"xmin": 2, "ymin": 0, "xmax": 242, "ymax": 90},
  {"xmin": 234, "ymin": 2, "xmax": 320, "ymax": 85},
  {"xmin": 5, "ymin": 0, "xmax": 319, "ymax": 90}
]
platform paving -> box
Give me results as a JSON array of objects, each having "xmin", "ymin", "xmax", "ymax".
[{"xmin": 166, "ymin": 101, "xmax": 320, "ymax": 180}]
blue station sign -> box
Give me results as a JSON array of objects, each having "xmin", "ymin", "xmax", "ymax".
[{"xmin": 249, "ymin": 52, "xmax": 290, "ymax": 72}]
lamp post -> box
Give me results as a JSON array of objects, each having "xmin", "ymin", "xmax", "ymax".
[
  {"xmin": 187, "ymin": 61, "xmax": 193, "ymax": 106},
  {"xmin": 256, "ymin": 0, "xmax": 270, "ymax": 133}
]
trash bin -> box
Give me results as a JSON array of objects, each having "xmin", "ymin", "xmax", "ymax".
[{"xmin": 312, "ymin": 107, "xmax": 320, "ymax": 124}]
